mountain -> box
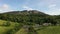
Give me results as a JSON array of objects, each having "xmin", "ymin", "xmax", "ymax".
[
  {"xmin": 0, "ymin": 10, "xmax": 60, "ymax": 34},
  {"xmin": 1, "ymin": 10, "xmax": 49, "ymax": 16},
  {"xmin": 0, "ymin": 10, "xmax": 57, "ymax": 25}
]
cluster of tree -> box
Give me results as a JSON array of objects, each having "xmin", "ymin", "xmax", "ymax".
[{"xmin": 0, "ymin": 10, "xmax": 60, "ymax": 25}]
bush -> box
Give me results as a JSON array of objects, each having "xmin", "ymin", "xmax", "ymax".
[{"xmin": 3, "ymin": 21, "xmax": 10, "ymax": 26}]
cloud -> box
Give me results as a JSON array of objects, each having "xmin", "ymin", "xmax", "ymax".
[
  {"xmin": 45, "ymin": 9, "xmax": 60, "ymax": 15},
  {"xmin": 34, "ymin": 0, "xmax": 60, "ymax": 15},
  {"xmin": 0, "ymin": 4, "xmax": 11, "ymax": 13},
  {"xmin": 42, "ymin": 2, "xmax": 60, "ymax": 15},
  {"xmin": 48, "ymin": 4, "xmax": 56, "ymax": 8},
  {"xmin": 2, "ymin": 4, "xmax": 9, "ymax": 9},
  {"xmin": 22, "ymin": 5, "xmax": 33, "ymax": 10}
]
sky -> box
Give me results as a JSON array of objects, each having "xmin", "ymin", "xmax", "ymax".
[{"xmin": 0, "ymin": 0, "xmax": 60, "ymax": 15}]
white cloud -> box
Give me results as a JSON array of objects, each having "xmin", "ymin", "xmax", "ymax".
[
  {"xmin": 0, "ymin": 4, "xmax": 11, "ymax": 13},
  {"xmin": 48, "ymin": 4, "xmax": 56, "ymax": 8},
  {"xmin": 44, "ymin": 7, "xmax": 60, "ymax": 15},
  {"xmin": 35, "ymin": 0, "xmax": 60, "ymax": 15},
  {"xmin": 43, "ymin": 3, "xmax": 60, "ymax": 15},
  {"xmin": 41, "ymin": 1, "xmax": 60, "ymax": 15},
  {"xmin": 0, "ymin": 4, "xmax": 9, "ymax": 9},
  {"xmin": 22, "ymin": 5, "xmax": 33, "ymax": 10},
  {"xmin": 2, "ymin": 4, "xmax": 9, "ymax": 9}
]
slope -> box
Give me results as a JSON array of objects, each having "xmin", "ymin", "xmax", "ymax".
[
  {"xmin": 37, "ymin": 26, "xmax": 60, "ymax": 34},
  {"xmin": 0, "ymin": 20, "xmax": 22, "ymax": 34}
]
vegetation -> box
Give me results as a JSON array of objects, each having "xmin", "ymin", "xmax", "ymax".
[
  {"xmin": 0, "ymin": 10, "xmax": 60, "ymax": 34},
  {"xmin": 37, "ymin": 26, "xmax": 60, "ymax": 34},
  {"xmin": 0, "ymin": 10, "xmax": 59, "ymax": 25}
]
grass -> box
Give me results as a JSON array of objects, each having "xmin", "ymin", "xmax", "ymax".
[
  {"xmin": 0, "ymin": 27, "xmax": 10, "ymax": 34},
  {"xmin": 0, "ymin": 20, "xmax": 22, "ymax": 34},
  {"xmin": 0, "ymin": 20, "xmax": 60, "ymax": 34},
  {"xmin": 0, "ymin": 20, "xmax": 11, "ymax": 34},
  {"xmin": 37, "ymin": 26, "xmax": 60, "ymax": 34},
  {"xmin": 15, "ymin": 28, "xmax": 27, "ymax": 34}
]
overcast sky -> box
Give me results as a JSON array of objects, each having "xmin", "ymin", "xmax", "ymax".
[{"xmin": 0, "ymin": 0, "xmax": 60, "ymax": 15}]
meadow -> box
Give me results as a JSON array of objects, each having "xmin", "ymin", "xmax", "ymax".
[{"xmin": 0, "ymin": 20, "xmax": 60, "ymax": 34}]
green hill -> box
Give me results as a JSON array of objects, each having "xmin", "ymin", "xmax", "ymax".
[
  {"xmin": 0, "ymin": 10, "xmax": 60, "ymax": 34},
  {"xmin": 0, "ymin": 10, "xmax": 57, "ymax": 25}
]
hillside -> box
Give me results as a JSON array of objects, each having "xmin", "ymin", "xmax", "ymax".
[
  {"xmin": 0, "ymin": 20, "xmax": 60, "ymax": 34},
  {"xmin": 0, "ymin": 10, "xmax": 60, "ymax": 34},
  {"xmin": 37, "ymin": 26, "xmax": 60, "ymax": 34},
  {"xmin": 0, "ymin": 10, "xmax": 59, "ymax": 25},
  {"xmin": 0, "ymin": 10, "xmax": 53, "ymax": 25},
  {"xmin": 0, "ymin": 20, "xmax": 23, "ymax": 34}
]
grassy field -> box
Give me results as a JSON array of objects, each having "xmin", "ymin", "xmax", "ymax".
[
  {"xmin": 37, "ymin": 26, "xmax": 60, "ymax": 34},
  {"xmin": 15, "ymin": 28, "xmax": 27, "ymax": 34},
  {"xmin": 0, "ymin": 20, "xmax": 60, "ymax": 34},
  {"xmin": 0, "ymin": 20, "xmax": 12, "ymax": 34},
  {"xmin": 0, "ymin": 20, "xmax": 22, "ymax": 34}
]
